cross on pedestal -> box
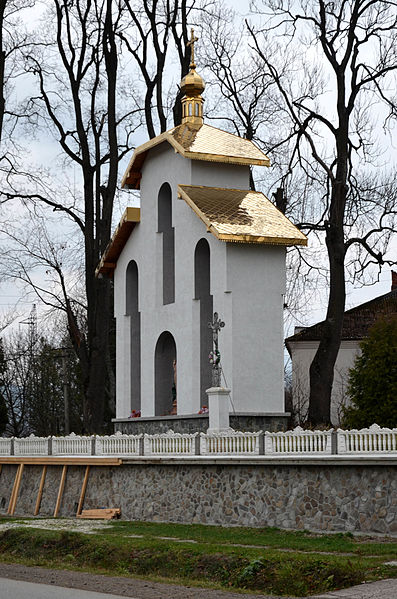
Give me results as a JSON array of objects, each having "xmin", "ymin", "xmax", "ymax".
[{"xmin": 208, "ymin": 312, "xmax": 225, "ymax": 387}]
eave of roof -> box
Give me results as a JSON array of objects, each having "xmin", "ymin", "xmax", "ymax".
[
  {"xmin": 286, "ymin": 288, "xmax": 397, "ymax": 345},
  {"xmin": 121, "ymin": 123, "xmax": 270, "ymax": 190},
  {"xmin": 95, "ymin": 207, "xmax": 140, "ymax": 278},
  {"xmin": 178, "ymin": 184, "xmax": 307, "ymax": 246}
]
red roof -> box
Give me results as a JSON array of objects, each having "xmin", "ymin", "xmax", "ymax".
[{"xmin": 286, "ymin": 288, "xmax": 397, "ymax": 344}]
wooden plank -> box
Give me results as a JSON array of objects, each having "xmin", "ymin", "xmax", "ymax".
[
  {"xmin": 76, "ymin": 465, "xmax": 90, "ymax": 516},
  {"xmin": 54, "ymin": 465, "xmax": 67, "ymax": 518},
  {"xmin": 9, "ymin": 463, "xmax": 24, "ymax": 516},
  {"xmin": 77, "ymin": 508, "xmax": 120, "ymax": 520},
  {"xmin": 0, "ymin": 457, "xmax": 122, "ymax": 466},
  {"xmin": 34, "ymin": 465, "xmax": 47, "ymax": 516}
]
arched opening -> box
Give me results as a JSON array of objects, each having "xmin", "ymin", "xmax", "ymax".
[
  {"xmin": 194, "ymin": 238, "xmax": 213, "ymax": 405},
  {"xmin": 126, "ymin": 260, "xmax": 141, "ymax": 413},
  {"xmin": 155, "ymin": 331, "xmax": 177, "ymax": 416},
  {"xmin": 158, "ymin": 182, "xmax": 175, "ymax": 305}
]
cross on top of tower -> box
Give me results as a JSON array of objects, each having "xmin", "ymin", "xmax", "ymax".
[{"xmin": 187, "ymin": 28, "xmax": 199, "ymax": 69}]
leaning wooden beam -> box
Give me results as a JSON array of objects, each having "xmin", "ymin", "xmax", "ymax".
[
  {"xmin": 8, "ymin": 463, "xmax": 24, "ymax": 516},
  {"xmin": 54, "ymin": 465, "xmax": 67, "ymax": 518},
  {"xmin": 34, "ymin": 465, "xmax": 47, "ymax": 516},
  {"xmin": 7, "ymin": 466, "xmax": 19, "ymax": 515},
  {"xmin": 76, "ymin": 465, "xmax": 90, "ymax": 516}
]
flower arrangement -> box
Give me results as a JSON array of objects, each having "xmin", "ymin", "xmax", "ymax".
[
  {"xmin": 209, "ymin": 349, "xmax": 220, "ymax": 365},
  {"xmin": 129, "ymin": 410, "xmax": 141, "ymax": 418},
  {"xmin": 198, "ymin": 405, "xmax": 209, "ymax": 414}
]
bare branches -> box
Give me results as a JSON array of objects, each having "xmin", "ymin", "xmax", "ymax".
[{"xmin": 246, "ymin": 0, "xmax": 397, "ymax": 424}]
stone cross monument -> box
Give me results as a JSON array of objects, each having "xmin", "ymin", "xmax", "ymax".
[
  {"xmin": 206, "ymin": 312, "xmax": 231, "ymax": 432},
  {"xmin": 208, "ymin": 311, "xmax": 225, "ymax": 387}
]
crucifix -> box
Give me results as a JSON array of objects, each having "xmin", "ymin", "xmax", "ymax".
[
  {"xmin": 208, "ymin": 312, "xmax": 225, "ymax": 387},
  {"xmin": 187, "ymin": 28, "xmax": 198, "ymax": 69}
]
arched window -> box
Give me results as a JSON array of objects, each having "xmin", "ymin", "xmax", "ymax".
[
  {"xmin": 126, "ymin": 261, "xmax": 141, "ymax": 412},
  {"xmin": 155, "ymin": 331, "xmax": 177, "ymax": 416},
  {"xmin": 158, "ymin": 183, "xmax": 175, "ymax": 305},
  {"xmin": 194, "ymin": 238, "xmax": 213, "ymax": 404}
]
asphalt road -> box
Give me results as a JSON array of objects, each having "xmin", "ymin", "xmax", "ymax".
[{"xmin": 0, "ymin": 577, "xmax": 132, "ymax": 599}]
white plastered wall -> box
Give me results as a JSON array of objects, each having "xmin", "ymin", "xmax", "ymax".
[
  {"xmin": 115, "ymin": 142, "xmax": 287, "ymax": 418},
  {"xmin": 288, "ymin": 340, "xmax": 361, "ymax": 425},
  {"xmin": 226, "ymin": 244, "xmax": 286, "ymax": 412}
]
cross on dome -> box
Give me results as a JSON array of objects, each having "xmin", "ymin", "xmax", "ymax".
[{"xmin": 187, "ymin": 28, "xmax": 199, "ymax": 69}]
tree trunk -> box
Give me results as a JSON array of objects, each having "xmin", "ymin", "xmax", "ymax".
[{"xmin": 308, "ymin": 180, "xmax": 347, "ymax": 426}]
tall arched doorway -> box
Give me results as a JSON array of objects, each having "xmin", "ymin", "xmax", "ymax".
[
  {"xmin": 126, "ymin": 260, "xmax": 141, "ymax": 412},
  {"xmin": 194, "ymin": 238, "xmax": 213, "ymax": 404},
  {"xmin": 155, "ymin": 331, "xmax": 176, "ymax": 416}
]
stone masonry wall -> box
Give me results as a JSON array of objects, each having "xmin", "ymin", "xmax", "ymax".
[
  {"xmin": 0, "ymin": 462, "xmax": 396, "ymax": 534},
  {"xmin": 114, "ymin": 413, "xmax": 290, "ymax": 434}
]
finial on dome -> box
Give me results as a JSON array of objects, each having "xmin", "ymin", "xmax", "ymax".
[
  {"xmin": 180, "ymin": 28, "xmax": 205, "ymax": 128},
  {"xmin": 187, "ymin": 28, "xmax": 198, "ymax": 69}
]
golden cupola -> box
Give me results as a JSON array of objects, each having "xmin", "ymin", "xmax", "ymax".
[{"xmin": 181, "ymin": 29, "xmax": 205, "ymax": 128}]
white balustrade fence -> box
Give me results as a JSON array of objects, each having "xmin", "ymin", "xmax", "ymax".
[
  {"xmin": 96, "ymin": 432, "xmax": 142, "ymax": 456},
  {"xmin": 144, "ymin": 430, "xmax": 197, "ymax": 455},
  {"xmin": 1, "ymin": 425, "xmax": 397, "ymax": 458},
  {"xmin": 265, "ymin": 427, "xmax": 333, "ymax": 455},
  {"xmin": 14, "ymin": 435, "xmax": 49, "ymax": 456},
  {"xmin": 200, "ymin": 430, "xmax": 262, "ymax": 455},
  {"xmin": 337, "ymin": 424, "xmax": 397, "ymax": 454},
  {"xmin": 52, "ymin": 433, "xmax": 93, "ymax": 456},
  {"xmin": 0, "ymin": 437, "xmax": 12, "ymax": 456}
]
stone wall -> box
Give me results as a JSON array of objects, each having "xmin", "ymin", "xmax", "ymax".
[
  {"xmin": 113, "ymin": 413, "xmax": 290, "ymax": 435},
  {"xmin": 1, "ymin": 459, "xmax": 396, "ymax": 534}
]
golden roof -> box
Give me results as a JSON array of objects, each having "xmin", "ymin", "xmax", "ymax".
[
  {"xmin": 178, "ymin": 184, "xmax": 307, "ymax": 246},
  {"xmin": 95, "ymin": 207, "xmax": 140, "ymax": 277},
  {"xmin": 121, "ymin": 123, "xmax": 270, "ymax": 190}
]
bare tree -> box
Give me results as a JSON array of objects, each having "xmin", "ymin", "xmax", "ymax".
[
  {"xmin": 119, "ymin": 0, "xmax": 215, "ymax": 138},
  {"xmin": 0, "ymin": 0, "xmax": 217, "ymax": 432},
  {"xmin": 0, "ymin": 0, "xmax": 136, "ymax": 432},
  {"xmin": 247, "ymin": 0, "xmax": 397, "ymax": 424}
]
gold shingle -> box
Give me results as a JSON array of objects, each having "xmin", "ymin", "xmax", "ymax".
[
  {"xmin": 170, "ymin": 124, "xmax": 269, "ymax": 165},
  {"xmin": 121, "ymin": 124, "xmax": 269, "ymax": 189},
  {"xmin": 178, "ymin": 185, "xmax": 307, "ymax": 246}
]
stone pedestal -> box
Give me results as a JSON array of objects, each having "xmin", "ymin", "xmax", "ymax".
[{"xmin": 206, "ymin": 387, "xmax": 232, "ymax": 432}]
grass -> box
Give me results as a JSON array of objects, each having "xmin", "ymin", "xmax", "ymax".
[
  {"xmin": 0, "ymin": 518, "xmax": 396, "ymax": 596},
  {"xmin": 99, "ymin": 519, "xmax": 397, "ymax": 556}
]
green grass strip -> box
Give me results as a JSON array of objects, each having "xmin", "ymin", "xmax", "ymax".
[{"xmin": 0, "ymin": 527, "xmax": 396, "ymax": 596}]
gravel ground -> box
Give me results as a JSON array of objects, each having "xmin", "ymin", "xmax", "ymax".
[{"xmin": 0, "ymin": 518, "xmax": 111, "ymax": 534}]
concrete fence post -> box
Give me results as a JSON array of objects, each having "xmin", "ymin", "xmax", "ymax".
[
  {"xmin": 195, "ymin": 433, "xmax": 201, "ymax": 456},
  {"xmin": 258, "ymin": 431, "xmax": 265, "ymax": 455},
  {"xmin": 139, "ymin": 435, "xmax": 144, "ymax": 456},
  {"xmin": 331, "ymin": 430, "xmax": 338, "ymax": 455}
]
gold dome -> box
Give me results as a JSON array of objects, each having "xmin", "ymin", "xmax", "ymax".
[
  {"xmin": 181, "ymin": 68, "xmax": 205, "ymax": 97},
  {"xmin": 181, "ymin": 29, "xmax": 205, "ymax": 127}
]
